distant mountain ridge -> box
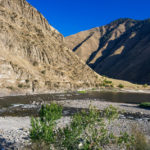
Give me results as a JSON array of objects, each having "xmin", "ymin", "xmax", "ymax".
[
  {"xmin": 0, "ymin": 0, "xmax": 102, "ymax": 93},
  {"xmin": 65, "ymin": 18, "xmax": 150, "ymax": 84}
]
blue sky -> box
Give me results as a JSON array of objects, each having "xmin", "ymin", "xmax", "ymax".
[{"xmin": 27, "ymin": 0, "xmax": 150, "ymax": 37}]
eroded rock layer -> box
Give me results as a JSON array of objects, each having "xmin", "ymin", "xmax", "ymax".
[{"xmin": 0, "ymin": 0, "xmax": 101, "ymax": 93}]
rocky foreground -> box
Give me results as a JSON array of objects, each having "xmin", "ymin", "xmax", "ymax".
[{"xmin": 0, "ymin": 100, "xmax": 150, "ymax": 149}]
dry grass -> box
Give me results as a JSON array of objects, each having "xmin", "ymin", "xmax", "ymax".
[{"xmin": 131, "ymin": 126, "xmax": 150, "ymax": 150}]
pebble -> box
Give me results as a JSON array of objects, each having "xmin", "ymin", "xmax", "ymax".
[
  {"xmin": 0, "ymin": 128, "xmax": 30, "ymax": 149},
  {"xmin": 142, "ymin": 118, "xmax": 149, "ymax": 121},
  {"xmin": 119, "ymin": 114, "xmax": 126, "ymax": 119},
  {"xmin": 127, "ymin": 116, "xmax": 134, "ymax": 120}
]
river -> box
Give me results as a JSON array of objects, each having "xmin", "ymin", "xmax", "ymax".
[{"xmin": 0, "ymin": 91, "xmax": 150, "ymax": 116}]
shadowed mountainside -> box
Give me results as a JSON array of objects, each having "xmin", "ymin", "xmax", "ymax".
[{"xmin": 65, "ymin": 18, "xmax": 150, "ymax": 84}]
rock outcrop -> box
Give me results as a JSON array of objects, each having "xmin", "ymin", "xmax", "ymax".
[
  {"xmin": 0, "ymin": 0, "xmax": 101, "ymax": 93},
  {"xmin": 65, "ymin": 18, "xmax": 150, "ymax": 84}
]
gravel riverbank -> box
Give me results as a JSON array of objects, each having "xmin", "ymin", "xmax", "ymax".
[
  {"xmin": 0, "ymin": 117, "xmax": 30, "ymax": 149},
  {"xmin": 0, "ymin": 100, "xmax": 150, "ymax": 149}
]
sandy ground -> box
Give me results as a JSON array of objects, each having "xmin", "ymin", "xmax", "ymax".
[{"xmin": 0, "ymin": 117, "xmax": 30, "ymax": 130}]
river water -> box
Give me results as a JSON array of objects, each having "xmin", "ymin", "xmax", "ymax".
[{"xmin": 0, "ymin": 91, "xmax": 150, "ymax": 116}]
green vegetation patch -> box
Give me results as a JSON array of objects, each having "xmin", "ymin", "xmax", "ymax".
[
  {"xmin": 104, "ymin": 79, "xmax": 112, "ymax": 84},
  {"xmin": 30, "ymin": 103, "xmax": 62, "ymax": 141},
  {"xmin": 139, "ymin": 102, "xmax": 150, "ymax": 109},
  {"xmin": 143, "ymin": 84, "xmax": 148, "ymax": 88},
  {"xmin": 92, "ymin": 88, "xmax": 97, "ymax": 91},
  {"xmin": 77, "ymin": 90, "xmax": 87, "ymax": 94},
  {"xmin": 100, "ymin": 79, "xmax": 114, "ymax": 88},
  {"xmin": 30, "ymin": 104, "xmax": 136, "ymax": 150},
  {"xmin": 118, "ymin": 84, "xmax": 124, "ymax": 88}
]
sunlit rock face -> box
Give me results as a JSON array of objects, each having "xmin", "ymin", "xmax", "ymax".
[
  {"xmin": 65, "ymin": 18, "xmax": 150, "ymax": 84},
  {"xmin": 0, "ymin": 0, "xmax": 101, "ymax": 93}
]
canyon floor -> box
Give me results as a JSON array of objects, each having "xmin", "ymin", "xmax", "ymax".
[{"xmin": 0, "ymin": 99, "xmax": 150, "ymax": 149}]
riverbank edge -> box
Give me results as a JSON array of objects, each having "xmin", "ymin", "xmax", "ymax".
[{"xmin": 1, "ymin": 87, "xmax": 150, "ymax": 98}]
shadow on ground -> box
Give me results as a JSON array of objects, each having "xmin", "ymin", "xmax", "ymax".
[{"xmin": 0, "ymin": 135, "xmax": 16, "ymax": 150}]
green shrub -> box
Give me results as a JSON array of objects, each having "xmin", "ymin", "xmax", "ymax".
[
  {"xmin": 30, "ymin": 104, "xmax": 135, "ymax": 150},
  {"xmin": 118, "ymin": 84, "xmax": 124, "ymax": 88},
  {"xmin": 54, "ymin": 105, "xmax": 121, "ymax": 150},
  {"xmin": 103, "ymin": 105, "xmax": 118, "ymax": 120},
  {"xmin": 30, "ymin": 103, "xmax": 62, "ymax": 142},
  {"xmin": 39, "ymin": 104, "xmax": 62, "ymax": 122},
  {"xmin": 143, "ymin": 84, "xmax": 148, "ymax": 88},
  {"xmin": 18, "ymin": 83, "xmax": 24, "ymax": 88},
  {"xmin": 100, "ymin": 79, "xmax": 113, "ymax": 88},
  {"xmin": 139, "ymin": 102, "xmax": 150, "ymax": 108},
  {"xmin": 104, "ymin": 79, "xmax": 112, "ymax": 84}
]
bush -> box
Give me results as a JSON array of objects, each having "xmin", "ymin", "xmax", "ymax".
[
  {"xmin": 30, "ymin": 104, "xmax": 135, "ymax": 150},
  {"xmin": 30, "ymin": 103, "xmax": 62, "ymax": 142},
  {"xmin": 139, "ymin": 102, "xmax": 150, "ymax": 109},
  {"xmin": 18, "ymin": 83, "xmax": 24, "ymax": 88},
  {"xmin": 18, "ymin": 83, "xmax": 30, "ymax": 88},
  {"xmin": 143, "ymin": 84, "xmax": 148, "ymax": 88},
  {"xmin": 118, "ymin": 84, "xmax": 124, "ymax": 88},
  {"xmin": 54, "ymin": 105, "xmax": 122, "ymax": 150},
  {"xmin": 100, "ymin": 79, "xmax": 113, "ymax": 88},
  {"xmin": 103, "ymin": 105, "xmax": 118, "ymax": 120},
  {"xmin": 104, "ymin": 79, "xmax": 112, "ymax": 84}
]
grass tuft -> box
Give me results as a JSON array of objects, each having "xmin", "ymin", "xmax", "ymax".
[{"xmin": 77, "ymin": 90, "xmax": 87, "ymax": 94}]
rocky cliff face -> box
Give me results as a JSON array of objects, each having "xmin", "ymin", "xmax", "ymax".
[
  {"xmin": 65, "ymin": 18, "xmax": 150, "ymax": 84},
  {"xmin": 0, "ymin": 0, "xmax": 101, "ymax": 93}
]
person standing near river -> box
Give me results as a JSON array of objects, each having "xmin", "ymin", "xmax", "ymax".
[{"xmin": 32, "ymin": 81, "xmax": 35, "ymax": 93}]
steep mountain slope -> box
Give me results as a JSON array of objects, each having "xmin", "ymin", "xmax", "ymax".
[
  {"xmin": 0, "ymin": 0, "xmax": 102, "ymax": 93},
  {"xmin": 65, "ymin": 19, "xmax": 150, "ymax": 84}
]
